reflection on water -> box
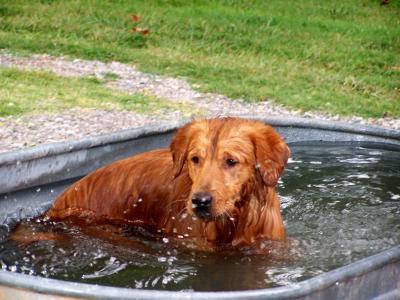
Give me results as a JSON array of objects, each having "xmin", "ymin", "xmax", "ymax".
[{"xmin": 0, "ymin": 143, "xmax": 399, "ymax": 291}]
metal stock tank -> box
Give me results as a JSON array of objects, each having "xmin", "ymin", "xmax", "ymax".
[{"xmin": 0, "ymin": 117, "xmax": 399, "ymax": 300}]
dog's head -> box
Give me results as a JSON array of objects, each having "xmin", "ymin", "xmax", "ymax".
[{"xmin": 170, "ymin": 118, "xmax": 290, "ymax": 220}]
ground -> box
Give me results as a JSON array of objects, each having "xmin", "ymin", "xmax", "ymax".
[
  {"xmin": 0, "ymin": 52, "xmax": 399, "ymax": 153},
  {"xmin": 0, "ymin": 1, "xmax": 399, "ymax": 152}
]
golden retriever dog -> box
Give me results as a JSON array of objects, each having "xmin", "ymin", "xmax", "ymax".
[{"xmin": 41, "ymin": 117, "xmax": 290, "ymax": 250}]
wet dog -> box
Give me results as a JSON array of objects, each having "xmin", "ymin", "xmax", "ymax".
[{"xmin": 42, "ymin": 117, "xmax": 290, "ymax": 249}]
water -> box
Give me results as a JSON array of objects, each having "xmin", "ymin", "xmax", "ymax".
[{"xmin": 1, "ymin": 143, "xmax": 399, "ymax": 291}]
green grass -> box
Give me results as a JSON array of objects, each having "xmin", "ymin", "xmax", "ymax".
[
  {"xmin": 0, "ymin": 0, "xmax": 399, "ymax": 118},
  {"xmin": 0, "ymin": 67, "xmax": 201, "ymax": 117}
]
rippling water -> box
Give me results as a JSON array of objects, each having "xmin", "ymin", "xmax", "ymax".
[{"xmin": 1, "ymin": 143, "xmax": 399, "ymax": 291}]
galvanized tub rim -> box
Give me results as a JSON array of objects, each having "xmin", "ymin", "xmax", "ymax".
[{"xmin": 1, "ymin": 116, "xmax": 399, "ymax": 166}]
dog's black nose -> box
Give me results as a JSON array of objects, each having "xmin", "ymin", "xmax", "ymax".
[{"xmin": 192, "ymin": 192, "xmax": 213, "ymax": 217}]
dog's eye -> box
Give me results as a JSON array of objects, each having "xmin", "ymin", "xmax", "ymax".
[
  {"xmin": 191, "ymin": 156, "xmax": 200, "ymax": 164},
  {"xmin": 226, "ymin": 158, "xmax": 238, "ymax": 167}
]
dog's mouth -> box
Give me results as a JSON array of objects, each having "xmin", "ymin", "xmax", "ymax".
[
  {"xmin": 193, "ymin": 209, "xmax": 215, "ymax": 221},
  {"xmin": 192, "ymin": 208, "xmax": 235, "ymax": 222}
]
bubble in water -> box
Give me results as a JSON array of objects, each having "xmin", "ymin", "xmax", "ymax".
[
  {"xmin": 347, "ymin": 174, "xmax": 370, "ymax": 179},
  {"xmin": 265, "ymin": 267, "xmax": 305, "ymax": 286},
  {"xmin": 288, "ymin": 158, "xmax": 303, "ymax": 164},
  {"xmin": 9, "ymin": 265, "xmax": 17, "ymax": 272},
  {"xmin": 390, "ymin": 194, "xmax": 400, "ymax": 200}
]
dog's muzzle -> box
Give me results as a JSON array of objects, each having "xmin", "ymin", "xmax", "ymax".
[{"xmin": 191, "ymin": 192, "xmax": 213, "ymax": 219}]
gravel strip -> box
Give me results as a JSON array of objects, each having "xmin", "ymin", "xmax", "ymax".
[
  {"xmin": 0, "ymin": 108, "xmax": 176, "ymax": 153},
  {"xmin": 0, "ymin": 53, "xmax": 399, "ymax": 153}
]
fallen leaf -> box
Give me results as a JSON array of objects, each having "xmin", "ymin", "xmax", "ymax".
[
  {"xmin": 131, "ymin": 14, "xmax": 141, "ymax": 22},
  {"xmin": 132, "ymin": 27, "xmax": 150, "ymax": 36}
]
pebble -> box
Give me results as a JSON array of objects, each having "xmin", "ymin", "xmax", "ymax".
[{"xmin": 0, "ymin": 53, "xmax": 399, "ymax": 154}]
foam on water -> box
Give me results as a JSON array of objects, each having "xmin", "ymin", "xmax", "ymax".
[{"xmin": 0, "ymin": 143, "xmax": 399, "ymax": 291}]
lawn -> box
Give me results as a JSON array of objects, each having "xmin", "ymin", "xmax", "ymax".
[
  {"xmin": 0, "ymin": 0, "xmax": 399, "ymax": 118},
  {"xmin": 0, "ymin": 67, "xmax": 198, "ymax": 117}
]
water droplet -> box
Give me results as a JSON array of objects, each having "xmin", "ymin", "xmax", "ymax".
[
  {"xmin": 10, "ymin": 265, "xmax": 17, "ymax": 272},
  {"xmin": 288, "ymin": 158, "xmax": 303, "ymax": 164},
  {"xmin": 390, "ymin": 194, "xmax": 400, "ymax": 200}
]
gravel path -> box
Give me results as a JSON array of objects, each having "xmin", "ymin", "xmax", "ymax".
[{"xmin": 1, "ymin": 53, "xmax": 399, "ymax": 153}]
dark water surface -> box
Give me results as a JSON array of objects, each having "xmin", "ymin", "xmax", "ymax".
[{"xmin": 1, "ymin": 143, "xmax": 399, "ymax": 291}]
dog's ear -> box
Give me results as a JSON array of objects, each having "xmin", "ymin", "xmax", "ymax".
[
  {"xmin": 170, "ymin": 123, "xmax": 192, "ymax": 178},
  {"xmin": 251, "ymin": 124, "xmax": 290, "ymax": 187}
]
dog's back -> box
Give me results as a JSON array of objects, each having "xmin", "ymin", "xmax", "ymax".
[{"xmin": 46, "ymin": 149, "xmax": 185, "ymax": 228}]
